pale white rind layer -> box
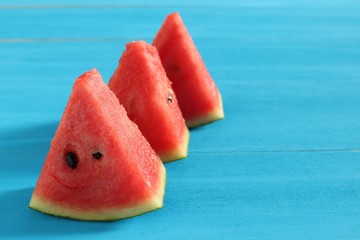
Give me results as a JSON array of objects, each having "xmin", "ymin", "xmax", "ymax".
[
  {"xmin": 29, "ymin": 164, "xmax": 166, "ymax": 221},
  {"xmin": 158, "ymin": 128, "xmax": 190, "ymax": 163},
  {"xmin": 186, "ymin": 94, "xmax": 225, "ymax": 129}
]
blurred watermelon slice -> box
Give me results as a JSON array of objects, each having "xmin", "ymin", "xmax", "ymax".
[
  {"xmin": 109, "ymin": 41, "xmax": 189, "ymax": 162},
  {"xmin": 153, "ymin": 12, "xmax": 224, "ymax": 128}
]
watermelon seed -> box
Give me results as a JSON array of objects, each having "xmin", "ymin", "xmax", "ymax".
[
  {"xmin": 92, "ymin": 152, "xmax": 103, "ymax": 160},
  {"xmin": 167, "ymin": 89, "xmax": 173, "ymax": 103},
  {"xmin": 167, "ymin": 96, "xmax": 173, "ymax": 103},
  {"xmin": 65, "ymin": 152, "xmax": 78, "ymax": 169}
]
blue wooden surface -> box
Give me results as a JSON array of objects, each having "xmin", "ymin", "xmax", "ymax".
[{"xmin": 1, "ymin": 1, "xmax": 360, "ymax": 239}]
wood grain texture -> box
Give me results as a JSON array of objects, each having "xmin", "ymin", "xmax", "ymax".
[{"xmin": 0, "ymin": 1, "xmax": 359, "ymax": 239}]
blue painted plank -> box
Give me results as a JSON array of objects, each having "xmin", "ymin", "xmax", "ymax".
[
  {"xmin": 1, "ymin": 151, "xmax": 360, "ymax": 239},
  {"xmin": 1, "ymin": 0, "xmax": 360, "ymax": 7},
  {"xmin": 1, "ymin": 35, "xmax": 359, "ymax": 150},
  {"xmin": 0, "ymin": 6, "xmax": 359, "ymax": 39}
]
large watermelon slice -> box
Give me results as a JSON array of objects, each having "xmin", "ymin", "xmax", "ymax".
[
  {"xmin": 29, "ymin": 69, "xmax": 166, "ymax": 221},
  {"xmin": 153, "ymin": 12, "xmax": 224, "ymax": 128},
  {"xmin": 108, "ymin": 41, "xmax": 189, "ymax": 163}
]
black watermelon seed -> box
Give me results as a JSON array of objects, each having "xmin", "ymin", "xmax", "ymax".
[
  {"xmin": 65, "ymin": 152, "xmax": 78, "ymax": 169},
  {"xmin": 92, "ymin": 152, "xmax": 103, "ymax": 160},
  {"xmin": 167, "ymin": 96, "xmax": 173, "ymax": 103}
]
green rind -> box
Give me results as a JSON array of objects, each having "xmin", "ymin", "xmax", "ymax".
[
  {"xmin": 29, "ymin": 164, "xmax": 166, "ymax": 221},
  {"xmin": 186, "ymin": 93, "xmax": 225, "ymax": 129},
  {"xmin": 158, "ymin": 128, "xmax": 190, "ymax": 163}
]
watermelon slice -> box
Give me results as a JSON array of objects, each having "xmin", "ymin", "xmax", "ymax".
[
  {"xmin": 29, "ymin": 69, "xmax": 166, "ymax": 221},
  {"xmin": 153, "ymin": 12, "xmax": 224, "ymax": 128},
  {"xmin": 108, "ymin": 41, "xmax": 189, "ymax": 163}
]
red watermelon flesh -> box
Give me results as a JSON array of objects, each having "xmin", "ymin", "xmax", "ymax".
[
  {"xmin": 29, "ymin": 69, "xmax": 166, "ymax": 221},
  {"xmin": 108, "ymin": 41, "xmax": 189, "ymax": 163},
  {"xmin": 153, "ymin": 12, "xmax": 224, "ymax": 128}
]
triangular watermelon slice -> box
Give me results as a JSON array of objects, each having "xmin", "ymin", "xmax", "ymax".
[
  {"xmin": 153, "ymin": 12, "xmax": 224, "ymax": 128},
  {"xmin": 29, "ymin": 69, "xmax": 166, "ymax": 221},
  {"xmin": 108, "ymin": 41, "xmax": 189, "ymax": 162}
]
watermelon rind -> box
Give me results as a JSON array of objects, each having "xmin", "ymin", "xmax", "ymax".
[
  {"xmin": 159, "ymin": 127, "xmax": 190, "ymax": 162},
  {"xmin": 29, "ymin": 162, "xmax": 166, "ymax": 221},
  {"xmin": 186, "ymin": 93, "xmax": 224, "ymax": 128}
]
